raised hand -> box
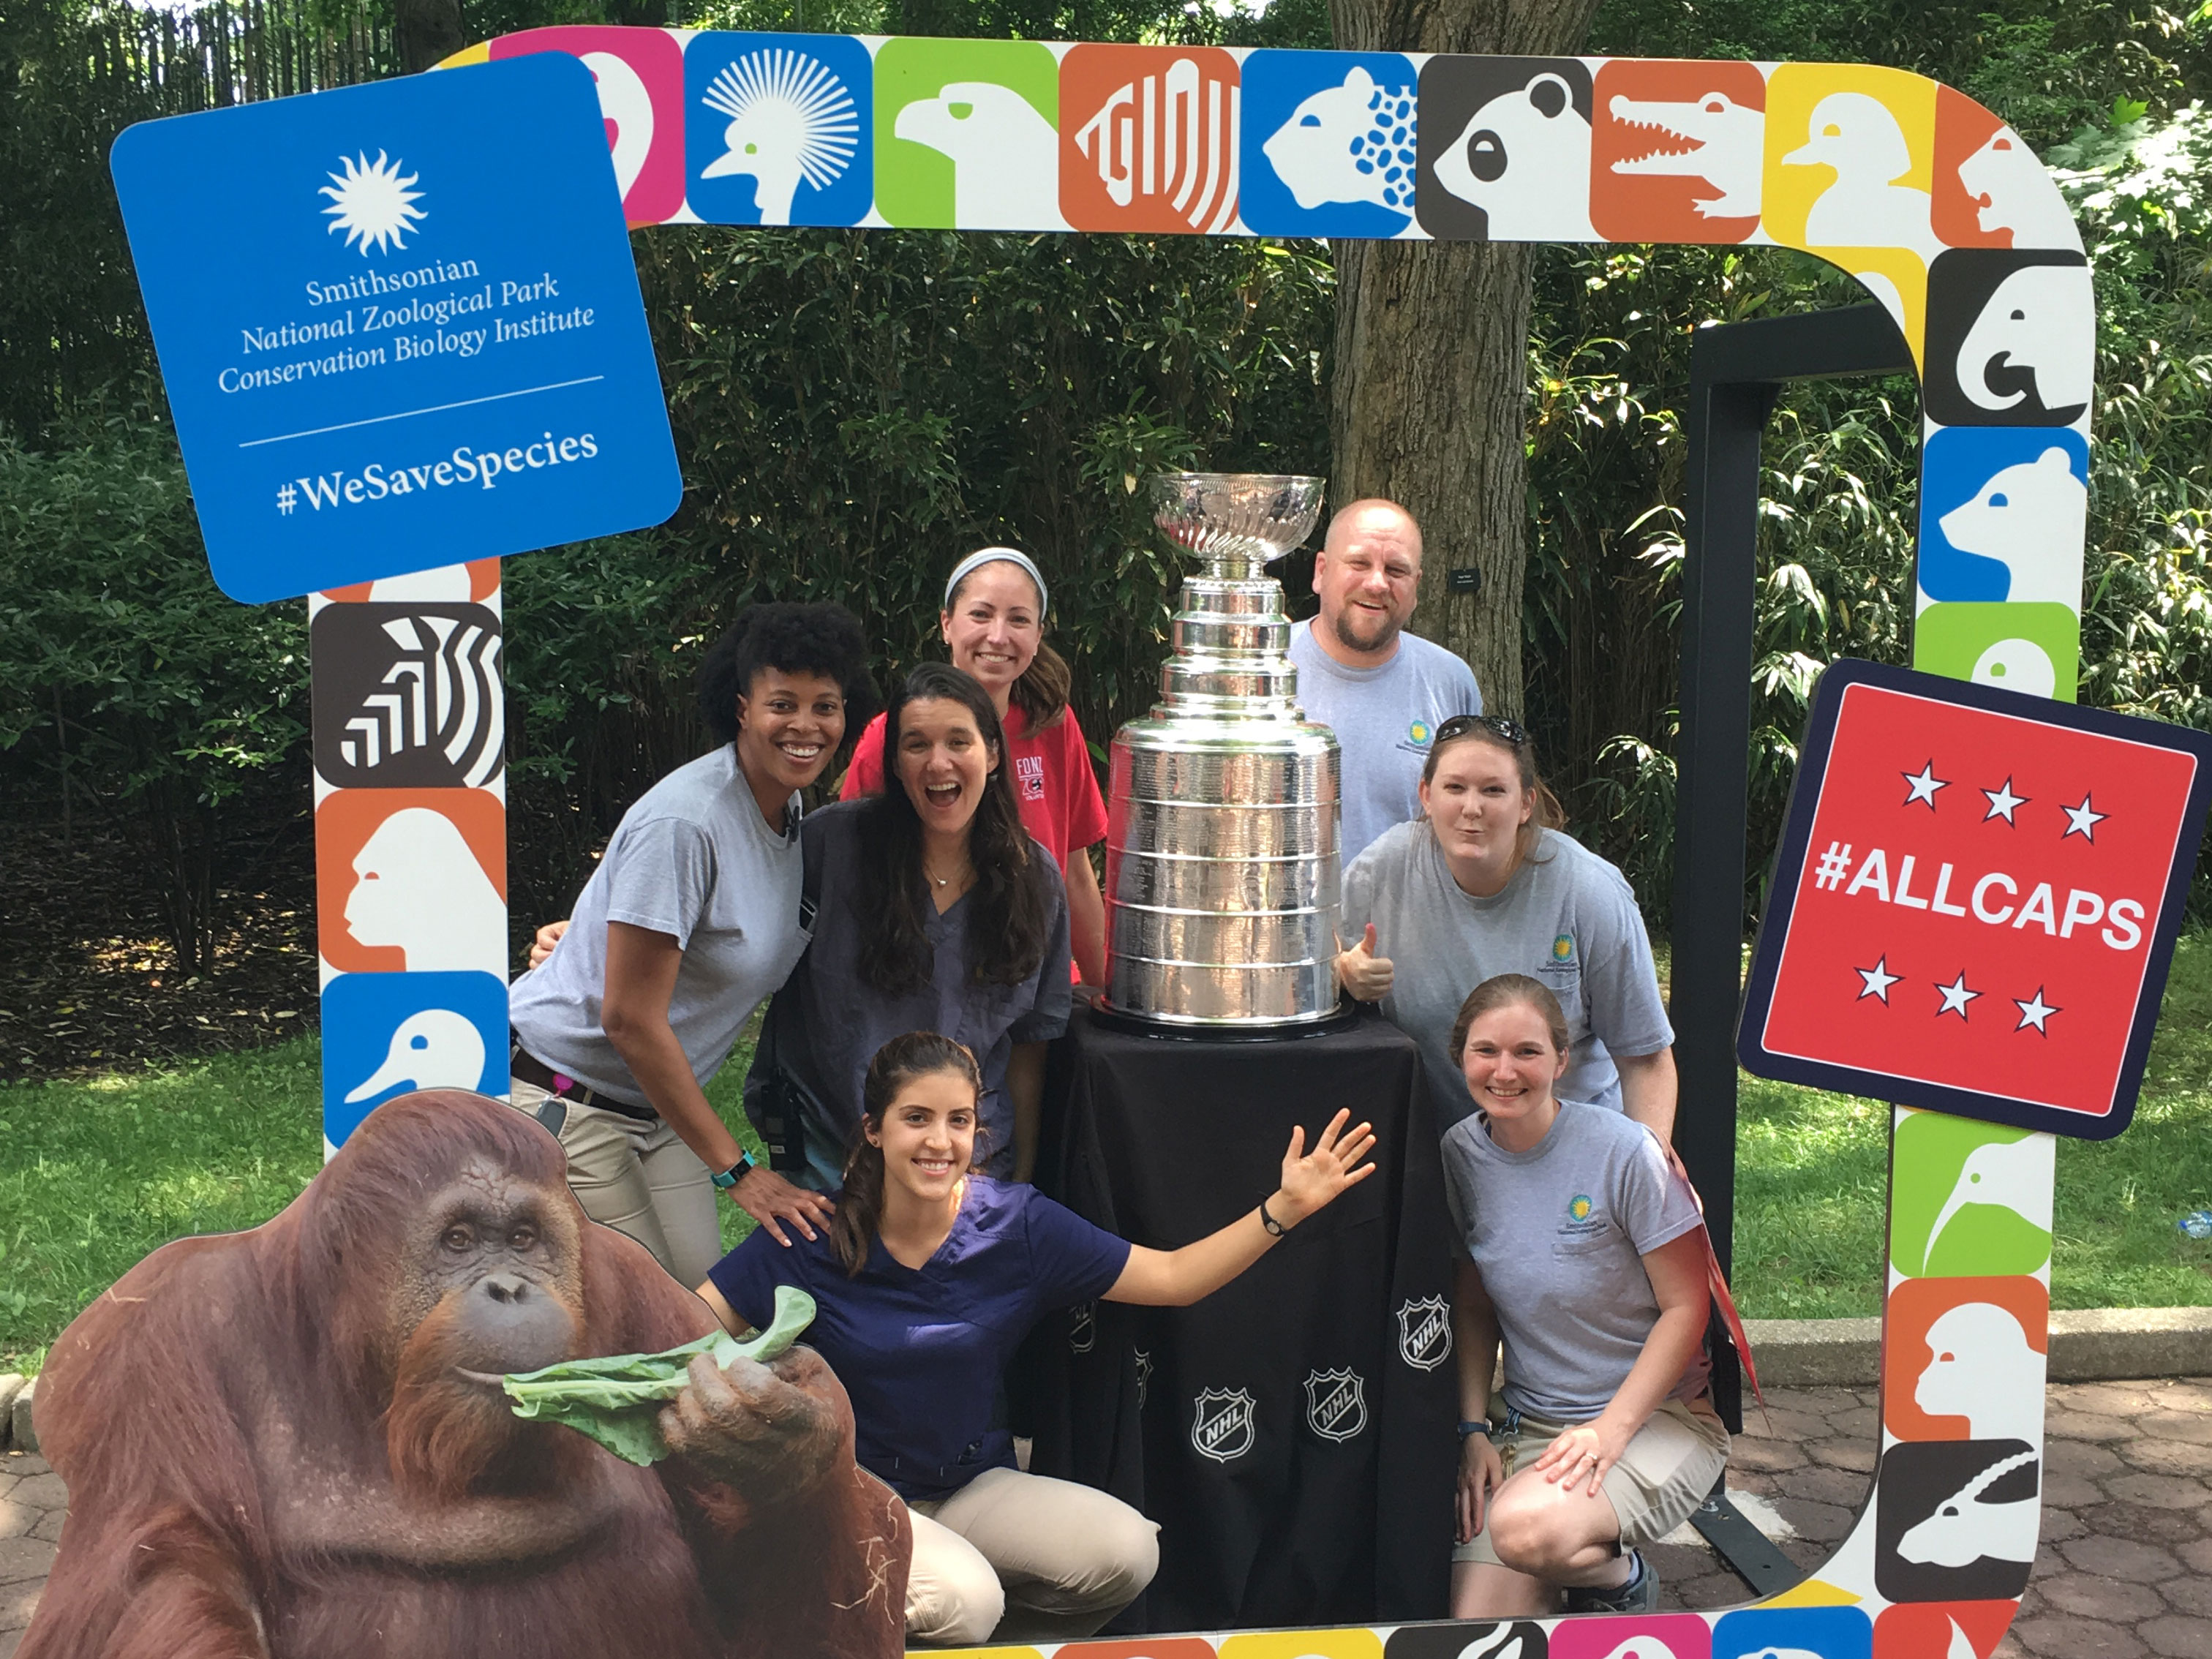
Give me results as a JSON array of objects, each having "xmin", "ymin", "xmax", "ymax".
[
  {"xmin": 1275, "ymin": 1107, "xmax": 1378, "ymax": 1225},
  {"xmin": 1335, "ymin": 923, "xmax": 1393, "ymax": 1001}
]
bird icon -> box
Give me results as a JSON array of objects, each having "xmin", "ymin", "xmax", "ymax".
[
  {"xmin": 344, "ymin": 1009, "xmax": 488, "ymax": 1105},
  {"xmin": 1780, "ymin": 91, "xmax": 1939, "ymax": 262},
  {"xmin": 1922, "ymin": 1135, "xmax": 2053, "ymax": 1274}
]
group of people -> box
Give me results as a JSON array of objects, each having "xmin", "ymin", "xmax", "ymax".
[{"xmin": 497, "ymin": 502, "xmax": 1724, "ymax": 1641}]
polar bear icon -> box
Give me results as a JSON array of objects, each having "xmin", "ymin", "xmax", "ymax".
[
  {"xmin": 894, "ymin": 81, "xmax": 1068, "ymax": 229},
  {"xmin": 1433, "ymin": 71, "xmax": 1595, "ymax": 240},
  {"xmin": 1937, "ymin": 447, "xmax": 2086, "ymax": 609},
  {"xmin": 1957, "ymin": 124, "xmax": 2082, "ymax": 252},
  {"xmin": 1955, "ymin": 261, "xmax": 2094, "ymax": 416},
  {"xmin": 1261, "ymin": 64, "xmax": 1418, "ymax": 217}
]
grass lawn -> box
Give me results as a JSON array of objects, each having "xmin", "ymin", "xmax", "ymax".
[{"xmin": 4, "ymin": 937, "xmax": 2209, "ymax": 1373}]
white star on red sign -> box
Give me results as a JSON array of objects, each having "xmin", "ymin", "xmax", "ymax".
[
  {"xmin": 1982, "ymin": 778, "xmax": 2028, "ymax": 824},
  {"xmin": 1855, "ymin": 958, "xmax": 1900, "ymax": 1002},
  {"xmin": 1903, "ymin": 761, "xmax": 1949, "ymax": 810},
  {"xmin": 2063, "ymin": 793, "xmax": 2107, "ymax": 841},
  {"xmin": 1935, "ymin": 971, "xmax": 1980, "ymax": 1020},
  {"xmin": 2014, "ymin": 987, "xmax": 2061, "ymax": 1034}
]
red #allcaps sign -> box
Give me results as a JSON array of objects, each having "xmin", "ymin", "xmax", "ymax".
[{"xmin": 1739, "ymin": 658, "xmax": 2212, "ymax": 1138}]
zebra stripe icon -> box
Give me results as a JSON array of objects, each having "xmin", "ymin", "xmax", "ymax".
[{"xmin": 312, "ymin": 602, "xmax": 504, "ymax": 789}]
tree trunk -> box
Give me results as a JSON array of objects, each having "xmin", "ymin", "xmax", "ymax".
[
  {"xmin": 1325, "ymin": 0, "xmax": 1603, "ymax": 720},
  {"xmin": 393, "ymin": 0, "xmax": 465, "ymax": 75}
]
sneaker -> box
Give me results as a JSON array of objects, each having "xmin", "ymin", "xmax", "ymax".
[{"xmin": 1565, "ymin": 1549, "xmax": 1659, "ymax": 1615}]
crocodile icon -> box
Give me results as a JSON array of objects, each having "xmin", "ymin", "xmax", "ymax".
[{"xmin": 1608, "ymin": 89, "xmax": 1764, "ymax": 219}]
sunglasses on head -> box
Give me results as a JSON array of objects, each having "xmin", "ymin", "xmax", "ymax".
[{"xmin": 1434, "ymin": 712, "xmax": 1529, "ymax": 748}]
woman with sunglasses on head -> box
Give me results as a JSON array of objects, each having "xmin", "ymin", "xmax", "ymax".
[
  {"xmin": 757, "ymin": 661, "xmax": 1072, "ymax": 1195},
  {"xmin": 840, "ymin": 549, "xmax": 1110, "ymax": 988},
  {"xmin": 699, "ymin": 1030, "xmax": 1377, "ymax": 1647},
  {"xmin": 1335, "ymin": 714, "xmax": 1677, "ymax": 1143},
  {"xmin": 1442, "ymin": 975, "xmax": 1721, "ymax": 1617},
  {"xmin": 507, "ymin": 603, "xmax": 877, "ymax": 1284}
]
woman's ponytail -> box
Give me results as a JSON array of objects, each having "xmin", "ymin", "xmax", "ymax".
[{"xmin": 1007, "ymin": 639, "xmax": 1072, "ymax": 731}]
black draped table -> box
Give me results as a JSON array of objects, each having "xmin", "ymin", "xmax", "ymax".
[{"xmin": 1025, "ymin": 1004, "xmax": 1456, "ymax": 1635}]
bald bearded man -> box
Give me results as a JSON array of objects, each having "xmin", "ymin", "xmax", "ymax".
[{"xmin": 1290, "ymin": 499, "xmax": 1483, "ymax": 863}]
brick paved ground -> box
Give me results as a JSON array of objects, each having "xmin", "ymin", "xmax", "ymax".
[{"xmin": 2, "ymin": 1377, "xmax": 2206, "ymax": 1655}]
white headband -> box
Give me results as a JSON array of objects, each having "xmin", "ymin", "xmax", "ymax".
[{"xmin": 943, "ymin": 547, "xmax": 1048, "ymax": 620}]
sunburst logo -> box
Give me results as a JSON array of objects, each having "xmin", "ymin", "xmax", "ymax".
[
  {"xmin": 699, "ymin": 48, "xmax": 858, "ymax": 225},
  {"xmin": 320, "ymin": 151, "xmax": 426, "ymax": 256}
]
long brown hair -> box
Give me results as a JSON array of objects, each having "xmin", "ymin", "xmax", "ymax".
[
  {"xmin": 830, "ymin": 1033, "xmax": 985, "ymax": 1276},
  {"xmin": 857, "ymin": 662, "xmax": 1053, "ymax": 995},
  {"xmin": 945, "ymin": 557, "xmax": 1072, "ymax": 730},
  {"xmin": 1421, "ymin": 718, "xmax": 1568, "ymax": 876}
]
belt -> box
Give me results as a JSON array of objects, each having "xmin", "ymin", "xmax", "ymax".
[{"xmin": 508, "ymin": 1039, "xmax": 657, "ymax": 1123}]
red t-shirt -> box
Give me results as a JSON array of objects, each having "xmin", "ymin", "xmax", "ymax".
[{"xmin": 840, "ymin": 702, "xmax": 1110, "ymax": 872}]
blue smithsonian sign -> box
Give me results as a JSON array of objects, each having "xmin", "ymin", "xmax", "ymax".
[{"xmin": 111, "ymin": 54, "xmax": 680, "ymax": 604}]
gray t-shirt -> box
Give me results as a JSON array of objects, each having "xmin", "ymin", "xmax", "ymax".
[
  {"xmin": 1288, "ymin": 619, "xmax": 1482, "ymax": 865},
  {"xmin": 1340, "ymin": 822, "xmax": 1673, "ymax": 1127},
  {"xmin": 1442, "ymin": 1100, "xmax": 1708, "ymax": 1422},
  {"xmin": 763, "ymin": 800, "xmax": 1071, "ymax": 1184},
  {"xmin": 509, "ymin": 746, "xmax": 808, "ymax": 1107}
]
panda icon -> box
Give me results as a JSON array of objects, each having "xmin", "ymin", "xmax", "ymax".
[{"xmin": 1423, "ymin": 64, "xmax": 1596, "ymax": 242}]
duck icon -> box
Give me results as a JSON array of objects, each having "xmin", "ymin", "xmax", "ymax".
[
  {"xmin": 343, "ymin": 1008, "xmax": 489, "ymax": 1105},
  {"xmin": 1780, "ymin": 91, "xmax": 1938, "ymax": 261}
]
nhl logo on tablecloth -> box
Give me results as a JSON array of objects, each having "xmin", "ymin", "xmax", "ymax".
[
  {"xmin": 1397, "ymin": 1295, "xmax": 1453, "ymax": 1372},
  {"xmin": 1069, "ymin": 1301, "xmax": 1096, "ymax": 1354},
  {"xmin": 1190, "ymin": 1387, "xmax": 1257, "ymax": 1464},
  {"xmin": 1304, "ymin": 1367, "xmax": 1369, "ymax": 1443},
  {"xmin": 1135, "ymin": 1347, "xmax": 1154, "ymax": 1409}
]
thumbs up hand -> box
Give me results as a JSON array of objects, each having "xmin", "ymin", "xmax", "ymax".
[{"xmin": 1336, "ymin": 923, "xmax": 1394, "ymax": 1002}]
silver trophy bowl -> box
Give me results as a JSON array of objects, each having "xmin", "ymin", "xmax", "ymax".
[
  {"xmin": 1101, "ymin": 473, "xmax": 1346, "ymax": 1028},
  {"xmin": 1149, "ymin": 473, "xmax": 1330, "ymax": 579}
]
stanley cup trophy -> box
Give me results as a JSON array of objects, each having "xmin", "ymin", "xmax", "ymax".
[{"xmin": 1101, "ymin": 473, "xmax": 1347, "ymax": 1028}]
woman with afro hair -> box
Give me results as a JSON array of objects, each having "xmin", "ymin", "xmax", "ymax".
[{"xmin": 509, "ymin": 602, "xmax": 876, "ymax": 1284}]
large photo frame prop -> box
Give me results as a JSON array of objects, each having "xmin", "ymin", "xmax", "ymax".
[{"xmin": 95, "ymin": 26, "xmax": 2110, "ymax": 1659}]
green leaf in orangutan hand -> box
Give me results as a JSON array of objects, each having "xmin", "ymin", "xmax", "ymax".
[{"xmin": 499, "ymin": 1284, "xmax": 816, "ymax": 1465}]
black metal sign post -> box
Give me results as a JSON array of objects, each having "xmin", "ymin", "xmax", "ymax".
[{"xmin": 1669, "ymin": 302, "xmax": 1916, "ymax": 1592}]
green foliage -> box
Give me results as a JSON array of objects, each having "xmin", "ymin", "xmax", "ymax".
[
  {"xmin": 0, "ymin": 403, "xmax": 308, "ymax": 969},
  {"xmin": 0, "ymin": 1030, "xmax": 769, "ymax": 1374},
  {"xmin": 503, "ymin": 225, "xmax": 1333, "ymax": 914}
]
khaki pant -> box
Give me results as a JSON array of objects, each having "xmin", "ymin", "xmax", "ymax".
[
  {"xmin": 1453, "ymin": 1395, "xmax": 1730, "ymax": 1565},
  {"xmin": 905, "ymin": 1467, "xmax": 1159, "ymax": 1648},
  {"xmin": 511, "ymin": 1080, "xmax": 723, "ymax": 1287}
]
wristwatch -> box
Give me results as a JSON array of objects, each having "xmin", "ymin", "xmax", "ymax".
[
  {"xmin": 1457, "ymin": 1419, "xmax": 1494, "ymax": 1440},
  {"xmin": 710, "ymin": 1152, "xmax": 756, "ymax": 1190}
]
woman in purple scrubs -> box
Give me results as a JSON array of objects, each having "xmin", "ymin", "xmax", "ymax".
[{"xmin": 697, "ymin": 1030, "xmax": 1376, "ymax": 1649}]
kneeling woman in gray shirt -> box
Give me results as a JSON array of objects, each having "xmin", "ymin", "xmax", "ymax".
[
  {"xmin": 508, "ymin": 603, "xmax": 877, "ymax": 1286},
  {"xmin": 1442, "ymin": 974, "xmax": 1723, "ymax": 1619}
]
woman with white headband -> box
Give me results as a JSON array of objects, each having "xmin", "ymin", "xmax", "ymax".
[{"xmin": 841, "ymin": 548, "xmax": 1110, "ymax": 989}]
